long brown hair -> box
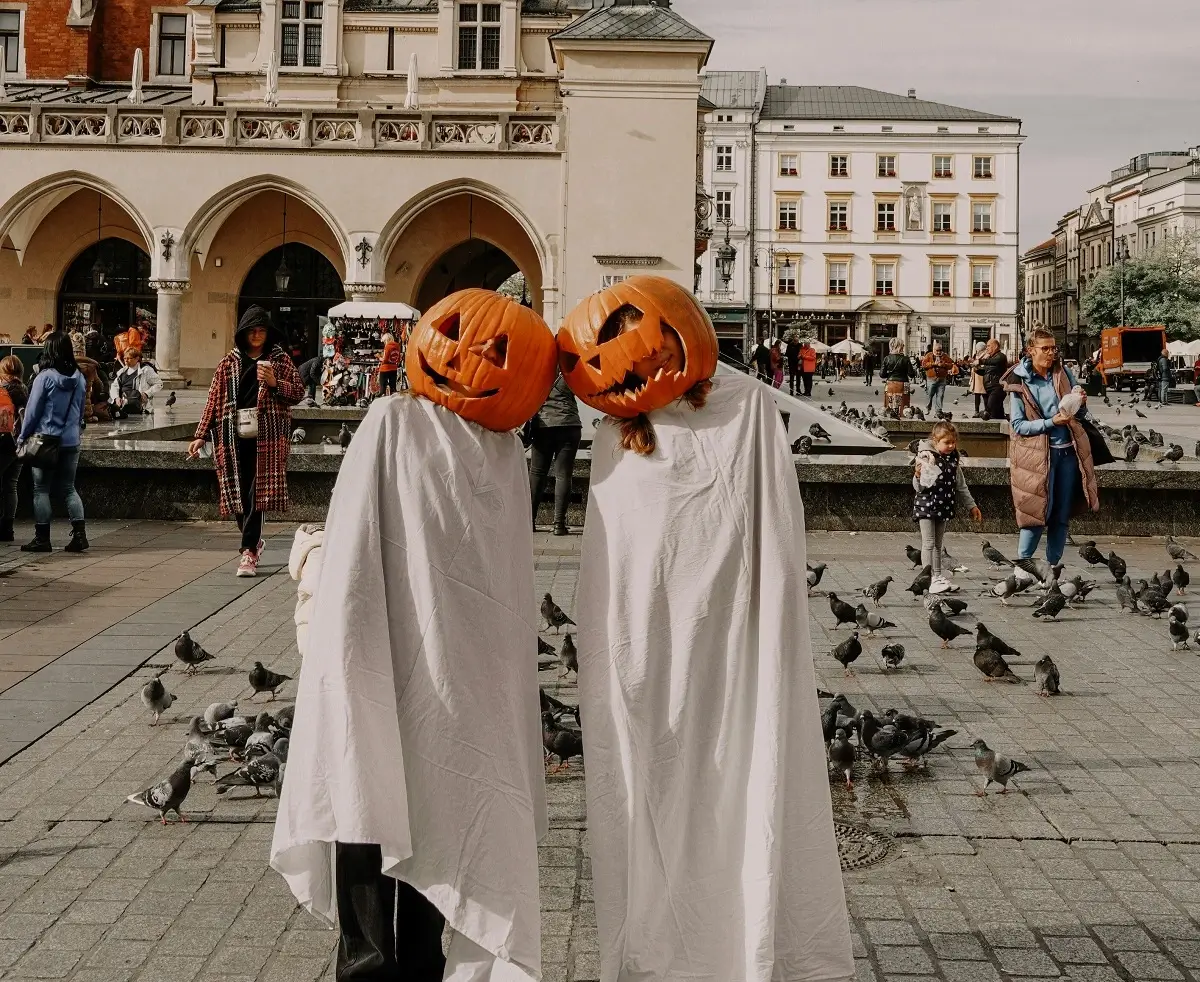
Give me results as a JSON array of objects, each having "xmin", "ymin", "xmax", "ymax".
[{"xmin": 617, "ymin": 378, "xmax": 713, "ymax": 456}]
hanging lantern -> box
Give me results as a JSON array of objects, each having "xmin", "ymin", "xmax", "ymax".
[
  {"xmin": 275, "ymin": 193, "xmax": 291, "ymax": 293},
  {"xmin": 90, "ymin": 196, "xmax": 107, "ymax": 289}
]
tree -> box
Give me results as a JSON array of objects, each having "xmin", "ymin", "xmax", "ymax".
[
  {"xmin": 497, "ymin": 272, "xmax": 527, "ymax": 303},
  {"xmin": 1081, "ymin": 230, "xmax": 1200, "ymax": 339}
]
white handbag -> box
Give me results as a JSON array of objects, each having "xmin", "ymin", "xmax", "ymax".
[{"xmin": 236, "ymin": 408, "xmax": 259, "ymax": 439}]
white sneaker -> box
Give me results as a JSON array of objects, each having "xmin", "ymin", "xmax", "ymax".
[{"xmin": 929, "ymin": 576, "xmax": 951, "ymax": 595}]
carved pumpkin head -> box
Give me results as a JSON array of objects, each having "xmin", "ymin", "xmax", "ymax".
[
  {"xmin": 557, "ymin": 275, "xmax": 718, "ymax": 418},
  {"xmin": 406, "ymin": 289, "xmax": 557, "ymax": 432}
]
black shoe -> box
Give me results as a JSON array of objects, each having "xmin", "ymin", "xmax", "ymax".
[
  {"xmin": 0, "ymin": 520, "xmax": 13, "ymax": 543},
  {"xmin": 21, "ymin": 524, "xmax": 51, "ymax": 553},
  {"xmin": 64, "ymin": 521, "xmax": 89, "ymax": 553},
  {"xmin": 553, "ymin": 522, "xmax": 569, "ymax": 536}
]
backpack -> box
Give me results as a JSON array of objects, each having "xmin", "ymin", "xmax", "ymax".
[{"xmin": 0, "ymin": 385, "xmax": 14, "ymax": 436}]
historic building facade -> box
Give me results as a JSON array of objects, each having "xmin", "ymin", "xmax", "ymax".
[{"xmin": 0, "ymin": 0, "xmax": 712, "ymax": 382}]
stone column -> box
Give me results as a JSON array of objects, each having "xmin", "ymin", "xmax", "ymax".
[
  {"xmin": 149, "ymin": 280, "xmax": 189, "ymax": 385},
  {"xmin": 347, "ymin": 284, "xmax": 385, "ymax": 303}
]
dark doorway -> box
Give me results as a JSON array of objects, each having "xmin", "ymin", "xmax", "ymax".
[
  {"xmin": 58, "ymin": 237, "xmax": 155, "ymax": 361},
  {"xmin": 415, "ymin": 239, "xmax": 519, "ymax": 314},
  {"xmin": 239, "ymin": 245, "xmax": 345, "ymax": 363}
]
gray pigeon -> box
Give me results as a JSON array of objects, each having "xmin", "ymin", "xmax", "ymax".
[
  {"xmin": 976, "ymin": 622, "xmax": 1021, "ymax": 660},
  {"xmin": 541, "ymin": 593, "xmax": 575, "ymax": 633},
  {"xmin": 792, "ymin": 436, "xmax": 813, "ymax": 455},
  {"xmin": 828, "ymin": 592, "xmax": 858, "ymax": 628},
  {"xmin": 243, "ymin": 713, "xmax": 275, "ymax": 753},
  {"xmin": 809, "ymin": 423, "xmax": 831, "ymax": 442},
  {"xmin": 1032, "ymin": 590, "xmax": 1067, "ymax": 620},
  {"xmin": 905, "ymin": 566, "xmax": 933, "ymax": 598},
  {"xmin": 860, "ymin": 575, "xmax": 893, "ymax": 606},
  {"xmin": 542, "ymin": 712, "xmax": 584, "ymax": 772},
  {"xmin": 1108, "ymin": 552, "xmax": 1127, "ymax": 581},
  {"xmin": 164, "ymin": 390, "xmax": 177, "ymax": 410},
  {"xmin": 1167, "ymin": 536, "xmax": 1198, "ymax": 562},
  {"xmin": 126, "ymin": 758, "xmax": 201, "ymax": 824},
  {"xmin": 894, "ymin": 725, "xmax": 957, "ymax": 769},
  {"xmin": 983, "ymin": 574, "xmax": 1019, "ymax": 605},
  {"xmin": 972, "ymin": 739, "xmax": 1030, "ymax": 795},
  {"xmin": 827, "ymin": 728, "xmax": 856, "ymax": 789},
  {"xmin": 855, "ymin": 603, "xmax": 895, "ymax": 635},
  {"xmin": 215, "ymin": 752, "xmax": 282, "ymax": 797},
  {"xmin": 558, "ymin": 633, "xmax": 578, "ymax": 679},
  {"xmin": 821, "ymin": 693, "xmax": 856, "ymax": 742},
  {"xmin": 249, "ymin": 661, "xmax": 292, "ymax": 700},
  {"xmin": 140, "ymin": 677, "xmax": 175, "ymax": 726},
  {"xmin": 1158, "ymin": 444, "xmax": 1183, "ymax": 463},
  {"xmin": 1034, "ymin": 654, "xmax": 1061, "ymax": 695},
  {"xmin": 173, "ymin": 630, "xmax": 215, "ymax": 674},
  {"xmin": 880, "ymin": 643, "xmax": 905, "ymax": 671},
  {"xmin": 203, "ymin": 701, "xmax": 238, "ymax": 728},
  {"xmin": 981, "ymin": 540, "xmax": 1011, "ymax": 567},
  {"xmin": 1115, "ymin": 579, "xmax": 1136, "ymax": 613},
  {"xmin": 974, "ymin": 645, "xmax": 1022, "ymax": 683},
  {"xmin": 857, "ymin": 711, "xmax": 907, "ymax": 771},
  {"xmin": 905, "ymin": 544, "xmax": 923, "ymax": 568},
  {"xmin": 1078, "ymin": 541, "xmax": 1106, "ymax": 566},
  {"xmin": 807, "ymin": 562, "xmax": 827, "ymax": 592},
  {"xmin": 928, "ymin": 604, "xmax": 969, "ymax": 648},
  {"xmin": 1169, "ymin": 616, "xmax": 1190, "ymax": 650},
  {"xmin": 830, "ymin": 632, "xmax": 862, "ymax": 676},
  {"xmin": 1124, "ymin": 439, "xmax": 1139, "ymax": 462},
  {"xmin": 338, "ymin": 423, "xmax": 353, "ymax": 450}
]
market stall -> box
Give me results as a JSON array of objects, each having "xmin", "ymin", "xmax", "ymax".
[{"xmin": 321, "ymin": 301, "xmax": 420, "ymax": 405}]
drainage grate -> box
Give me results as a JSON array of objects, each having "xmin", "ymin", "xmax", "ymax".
[{"xmin": 835, "ymin": 821, "xmax": 892, "ymax": 870}]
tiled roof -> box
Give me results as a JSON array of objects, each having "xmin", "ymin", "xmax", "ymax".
[
  {"xmin": 208, "ymin": 0, "xmax": 587, "ymax": 9},
  {"xmin": 700, "ymin": 70, "xmax": 764, "ymax": 111},
  {"xmin": 1023, "ymin": 238, "xmax": 1057, "ymax": 259},
  {"xmin": 0, "ymin": 83, "xmax": 192, "ymax": 106},
  {"xmin": 551, "ymin": 4, "xmax": 712, "ymax": 43},
  {"xmin": 761, "ymin": 85, "xmax": 1016, "ymax": 123}
]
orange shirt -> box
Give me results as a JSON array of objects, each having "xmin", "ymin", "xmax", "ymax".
[
  {"xmin": 378, "ymin": 340, "xmax": 402, "ymax": 371},
  {"xmin": 800, "ymin": 347, "xmax": 817, "ymax": 372}
]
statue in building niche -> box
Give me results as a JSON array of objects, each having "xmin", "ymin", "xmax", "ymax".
[{"xmin": 905, "ymin": 185, "xmax": 924, "ymax": 231}]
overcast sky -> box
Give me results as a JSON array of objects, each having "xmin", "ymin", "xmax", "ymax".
[{"xmin": 679, "ymin": 0, "xmax": 1198, "ymax": 248}]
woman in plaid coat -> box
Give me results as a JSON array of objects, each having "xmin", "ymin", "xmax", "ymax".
[{"xmin": 189, "ymin": 306, "xmax": 304, "ymax": 577}]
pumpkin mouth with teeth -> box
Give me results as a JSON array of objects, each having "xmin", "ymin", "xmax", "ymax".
[{"xmin": 417, "ymin": 351, "xmax": 499, "ymax": 399}]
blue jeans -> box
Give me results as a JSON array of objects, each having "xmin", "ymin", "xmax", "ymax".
[
  {"xmin": 927, "ymin": 380, "xmax": 947, "ymax": 414},
  {"xmin": 1159, "ymin": 378, "xmax": 1170, "ymax": 404},
  {"xmin": 31, "ymin": 446, "xmax": 85, "ymax": 527},
  {"xmin": 1018, "ymin": 447, "xmax": 1078, "ymax": 565}
]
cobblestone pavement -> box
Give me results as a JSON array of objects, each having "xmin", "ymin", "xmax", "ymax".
[{"xmin": 0, "ymin": 524, "xmax": 1198, "ymax": 981}]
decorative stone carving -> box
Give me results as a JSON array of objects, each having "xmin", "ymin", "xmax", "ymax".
[
  {"xmin": 903, "ymin": 184, "xmax": 925, "ymax": 231},
  {"xmin": 377, "ymin": 119, "xmax": 420, "ymax": 144},
  {"xmin": 148, "ymin": 279, "xmax": 190, "ymax": 294},
  {"xmin": 0, "ymin": 113, "xmax": 31, "ymax": 137},
  {"xmin": 118, "ymin": 115, "xmax": 163, "ymax": 139},
  {"xmin": 313, "ymin": 118, "xmax": 359, "ymax": 143},
  {"xmin": 180, "ymin": 115, "xmax": 226, "ymax": 141},
  {"xmin": 160, "ymin": 231, "xmax": 175, "ymax": 263},
  {"xmin": 43, "ymin": 113, "xmax": 109, "ymax": 139},
  {"xmin": 434, "ymin": 121, "xmax": 498, "ymax": 146},
  {"xmin": 355, "ymin": 237, "xmax": 373, "ymax": 270},
  {"xmin": 237, "ymin": 116, "xmax": 302, "ymax": 142},
  {"xmin": 509, "ymin": 121, "xmax": 555, "ymax": 147}
]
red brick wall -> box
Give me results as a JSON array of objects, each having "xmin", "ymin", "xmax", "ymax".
[
  {"xmin": 98, "ymin": 0, "xmax": 191, "ymax": 84},
  {"xmin": 21, "ymin": 1, "xmax": 94, "ymax": 81}
]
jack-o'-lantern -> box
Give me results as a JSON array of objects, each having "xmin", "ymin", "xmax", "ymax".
[
  {"xmin": 557, "ymin": 275, "xmax": 718, "ymax": 418},
  {"xmin": 406, "ymin": 289, "xmax": 557, "ymax": 432}
]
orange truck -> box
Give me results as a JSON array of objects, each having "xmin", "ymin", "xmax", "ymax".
[{"xmin": 1099, "ymin": 325, "xmax": 1167, "ymax": 390}]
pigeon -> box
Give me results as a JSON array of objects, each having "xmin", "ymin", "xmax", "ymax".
[
  {"xmin": 273, "ymin": 704, "xmax": 295, "ymax": 733},
  {"xmin": 243, "ymin": 713, "xmax": 275, "ymax": 754},
  {"xmin": 1173, "ymin": 565, "xmax": 1190, "ymax": 595},
  {"xmin": 1034, "ymin": 654, "xmax": 1061, "ymax": 695},
  {"xmin": 538, "ymin": 637, "xmax": 555, "ymax": 657},
  {"xmin": 1149, "ymin": 429, "xmax": 1165, "ymax": 448},
  {"xmin": 809, "ymin": 423, "xmax": 832, "ymax": 442},
  {"xmin": 860, "ymin": 575, "xmax": 893, "ymax": 606},
  {"xmin": 249, "ymin": 661, "xmax": 292, "ymax": 700},
  {"xmin": 827, "ymin": 728, "xmax": 856, "ymax": 789},
  {"xmin": 894, "ymin": 725, "xmax": 957, "ymax": 768},
  {"xmin": 830, "ymin": 632, "xmax": 862, "ymax": 676},
  {"xmin": 558, "ymin": 633, "xmax": 578, "ymax": 679},
  {"xmin": 821, "ymin": 693, "xmax": 857, "ymax": 741},
  {"xmin": 203, "ymin": 701, "xmax": 238, "ymax": 728},
  {"xmin": 290, "ymin": 427, "xmax": 307, "ymax": 444},
  {"xmin": 792, "ymin": 436, "xmax": 813, "ymax": 455},
  {"xmin": 857, "ymin": 711, "xmax": 907, "ymax": 771},
  {"xmin": 1167, "ymin": 536, "xmax": 1198, "ymax": 562},
  {"xmin": 540, "ymin": 688, "xmax": 581, "ymax": 729},
  {"xmin": 1134, "ymin": 408, "xmax": 1147, "ymax": 418},
  {"xmin": 880, "ymin": 643, "xmax": 905, "ymax": 671},
  {"xmin": 974, "ymin": 644, "xmax": 1022, "ymax": 683},
  {"xmin": 1115, "ymin": 579, "xmax": 1136, "ymax": 613},
  {"xmin": 905, "ymin": 565, "xmax": 933, "ymax": 598},
  {"xmin": 182, "ymin": 717, "xmax": 219, "ymax": 775},
  {"xmin": 1078, "ymin": 541, "xmax": 1106, "ymax": 566},
  {"xmin": 1107, "ymin": 551, "xmax": 1127, "ymax": 581},
  {"xmin": 1169, "ymin": 602, "xmax": 1188, "ymax": 624},
  {"xmin": 542, "ymin": 711, "xmax": 584, "ymax": 772},
  {"xmin": 1195, "ymin": 440, "xmax": 1200, "ymax": 459},
  {"xmin": 972, "ymin": 739, "xmax": 1030, "ymax": 795},
  {"xmin": 1017, "ymin": 557, "xmax": 1062, "ymax": 586},
  {"xmin": 541, "ymin": 593, "xmax": 575, "ymax": 633},
  {"xmin": 1169, "ymin": 616, "xmax": 1190, "ymax": 650},
  {"xmin": 338, "ymin": 423, "xmax": 353, "ymax": 450},
  {"xmin": 1032, "ymin": 590, "xmax": 1068, "ymax": 620},
  {"xmin": 905, "ymin": 544, "xmax": 923, "ymax": 568},
  {"xmin": 1124, "ymin": 439, "xmax": 1139, "ymax": 462},
  {"xmin": 271, "ymin": 736, "xmax": 290, "ymax": 761},
  {"xmin": 935, "ymin": 596, "xmax": 969, "ymax": 616},
  {"xmin": 855, "ymin": 604, "xmax": 895, "ymax": 635},
  {"xmin": 976, "ymin": 623, "xmax": 1021, "ymax": 660},
  {"xmin": 807, "ymin": 562, "xmax": 827, "ymax": 592},
  {"xmin": 164, "ymin": 391, "xmax": 177, "ymax": 410},
  {"xmin": 321, "ymin": 435, "xmax": 338, "ymax": 445},
  {"xmin": 928, "ymin": 604, "xmax": 969, "ymax": 648},
  {"xmin": 828, "ymin": 592, "xmax": 858, "ymax": 628},
  {"xmin": 1158, "ymin": 444, "xmax": 1184, "ymax": 464},
  {"xmin": 126, "ymin": 758, "xmax": 201, "ymax": 824},
  {"xmin": 173, "ymin": 631, "xmax": 215, "ymax": 674},
  {"xmin": 984, "ymin": 574, "xmax": 1019, "ymax": 605},
  {"xmin": 140, "ymin": 677, "xmax": 175, "ymax": 725},
  {"xmin": 981, "ymin": 540, "xmax": 1011, "ymax": 567},
  {"xmin": 215, "ymin": 752, "xmax": 282, "ymax": 797}
]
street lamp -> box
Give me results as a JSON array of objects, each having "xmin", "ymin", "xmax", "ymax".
[
  {"xmin": 90, "ymin": 195, "xmax": 108, "ymax": 290},
  {"xmin": 1117, "ymin": 237, "xmax": 1130, "ymax": 326},
  {"xmin": 275, "ymin": 193, "xmax": 292, "ymax": 294},
  {"xmin": 715, "ymin": 218, "xmax": 737, "ymax": 290},
  {"xmin": 752, "ymin": 246, "xmax": 778, "ymax": 342}
]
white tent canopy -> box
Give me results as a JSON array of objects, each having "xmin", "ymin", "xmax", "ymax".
[
  {"xmin": 805, "ymin": 340, "xmax": 831, "ymax": 353},
  {"xmin": 829, "ymin": 338, "xmax": 865, "ymax": 355},
  {"xmin": 326, "ymin": 301, "xmax": 420, "ymax": 321},
  {"xmin": 1167, "ymin": 339, "xmax": 1191, "ymax": 357}
]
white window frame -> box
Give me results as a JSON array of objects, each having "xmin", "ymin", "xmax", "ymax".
[
  {"xmin": 876, "ymin": 200, "xmax": 897, "ymax": 232},
  {"xmin": 777, "ymin": 198, "xmax": 798, "ymax": 231},
  {"xmin": 931, "ymin": 263, "xmax": 953, "ymax": 297},
  {"xmin": 456, "ymin": 2, "xmax": 501, "ymax": 72},
  {"xmin": 932, "ymin": 201, "xmax": 953, "ymax": 233},
  {"xmin": 933, "ymin": 154, "xmax": 953, "ymax": 179},
  {"xmin": 714, "ymin": 189, "xmax": 733, "ymax": 223},
  {"xmin": 873, "ymin": 262, "xmax": 896, "ymax": 297},
  {"xmin": 828, "ymin": 198, "xmax": 850, "ymax": 232},
  {"xmin": 972, "ymin": 155, "xmax": 994, "ymax": 179},
  {"xmin": 877, "ymin": 154, "xmax": 897, "ymax": 178},
  {"xmin": 971, "ymin": 263, "xmax": 993, "ymax": 298},
  {"xmin": 829, "ymin": 154, "xmax": 849, "ymax": 178},
  {"xmin": 151, "ymin": 10, "xmax": 191, "ymax": 82},
  {"xmin": 279, "ymin": 0, "xmax": 324, "ymax": 69},
  {"xmin": 827, "ymin": 261, "xmax": 849, "ymax": 296},
  {"xmin": 601, "ymin": 274, "xmax": 629, "ymax": 289},
  {"xmin": 971, "ymin": 201, "xmax": 994, "ymax": 233},
  {"xmin": 779, "ymin": 153, "xmax": 798, "ymax": 177},
  {"xmin": 0, "ymin": 5, "xmax": 26, "ymax": 79},
  {"xmin": 776, "ymin": 256, "xmax": 798, "ymax": 295},
  {"xmin": 715, "ymin": 144, "xmax": 733, "ymax": 172}
]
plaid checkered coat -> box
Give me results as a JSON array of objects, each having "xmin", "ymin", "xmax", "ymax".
[{"xmin": 196, "ymin": 346, "xmax": 304, "ymax": 517}]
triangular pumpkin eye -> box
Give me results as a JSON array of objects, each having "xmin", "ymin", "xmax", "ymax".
[
  {"xmin": 437, "ymin": 314, "xmax": 461, "ymax": 341},
  {"xmin": 587, "ymin": 355, "xmax": 602, "ymax": 371},
  {"xmin": 560, "ymin": 352, "xmax": 580, "ymax": 372},
  {"xmin": 475, "ymin": 334, "xmax": 508, "ymax": 368}
]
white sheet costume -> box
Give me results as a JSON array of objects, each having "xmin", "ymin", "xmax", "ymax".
[
  {"xmin": 271, "ymin": 394, "xmax": 548, "ymax": 982},
  {"xmin": 576, "ymin": 371, "xmax": 854, "ymax": 982}
]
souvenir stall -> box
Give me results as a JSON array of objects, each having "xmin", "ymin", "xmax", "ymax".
[{"xmin": 321, "ymin": 301, "xmax": 420, "ymax": 406}]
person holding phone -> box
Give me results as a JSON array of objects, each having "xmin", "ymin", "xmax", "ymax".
[{"xmin": 189, "ymin": 306, "xmax": 303, "ymax": 576}]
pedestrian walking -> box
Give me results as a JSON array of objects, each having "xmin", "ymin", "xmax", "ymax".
[
  {"xmin": 921, "ymin": 342, "xmax": 953, "ymax": 415},
  {"xmin": 528, "ymin": 369, "xmax": 582, "ymax": 535},
  {"xmin": 799, "ymin": 341, "xmax": 817, "ymax": 397},
  {"xmin": 17, "ymin": 333, "xmax": 87, "ymax": 553},
  {"xmin": 969, "ymin": 342, "xmax": 987, "ymax": 414},
  {"xmin": 862, "ymin": 348, "xmax": 875, "ymax": 386},
  {"xmin": 913, "ymin": 421, "xmax": 982, "ymax": 595},
  {"xmin": 978, "ymin": 338, "xmax": 1009, "ymax": 420},
  {"xmin": 109, "ymin": 347, "xmax": 162, "ymax": 419},
  {"xmin": 785, "ymin": 336, "xmax": 801, "ymax": 395},
  {"xmin": 188, "ymin": 306, "xmax": 304, "ymax": 577},
  {"xmin": 1003, "ymin": 327, "xmax": 1099, "ymax": 565},
  {"xmin": 881, "ymin": 338, "xmax": 917, "ymax": 413},
  {"xmin": 0, "ymin": 356, "xmax": 28, "ymax": 543},
  {"xmin": 752, "ymin": 336, "xmax": 772, "ymax": 382},
  {"xmin": 377, "ymin": 331, "xmax": 401, "ymax": 396}
]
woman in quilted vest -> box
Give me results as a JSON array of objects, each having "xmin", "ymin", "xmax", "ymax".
[{"xmin": 1003, "ymin": 327, "xmax": 1099, "ymax": 565}]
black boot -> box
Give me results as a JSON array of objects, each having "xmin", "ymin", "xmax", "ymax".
[
  {"xmin": 64, "ymin": 520, "xmax": 89, "ymax": 553},
  {"xmin": 21, "ymin": 523, "xmax": 51, "ymax": 553},
  {"xmin": 0, "ymin": 518, "xmax": 13, "ymax": 543},
  {"xmin": 553, "ymin": 521, "xmax": 569, "ymax": 536}
]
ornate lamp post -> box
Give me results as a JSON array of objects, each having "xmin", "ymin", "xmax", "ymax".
[
  {"xmin": 90, "ymin": 195, "xmax": 108, "ymax": 290},
  {"xmin": 274, "ymin": 193, "xmax": 292, "ymax": 294},
  {"xmin": 715, "ymin": 218, "xmax": 737, "ymax": 291},
  {"xmin": 752, "ymin": 246, "xmax": 778, "ymax": 343}
]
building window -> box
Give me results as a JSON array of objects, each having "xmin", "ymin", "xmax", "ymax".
[
  {"xmin": 777, "ymin": 199, "xmax": 798, "ymax": 231},
  {"xmin": 933, "ymin": 155, "xmax": 953, "ymax": 178},
  {"xmin": 932, "ymin": 201, "xmax": 953, "ymax": 232},
  {"xmin": 829, "ymin": 154, "xmax": 849, "ymax": 177},
  {"xmin": 0, "ymin": 10, "xmax": 19, "ymax": 74},
  {"xmin": 776, "ymin": 257, "xmax": 797, "ymax": 295},
  {"xmin": 779, "ymin": 153, "xmax": 798, "ymax": 177},
  {"xmin": 457, "ymin": 2, "xmax": 500, "ymax": 71},
  {"xmin": 828, "ymin": 200, "xmax": 849, "ymax": 231},
  {"xmin": 715, "ymin": 144, "xmax": 733, "ymax": 171},
  {"xmin": 876, "ymin": 201, "xmax": 896, "ymax": 231},
  {"xmin": 931, "ymin": 263, "xmax": 952, "ymax": 297},
  {"xmin": 874, "ymin": 262, "xmax": 895, "ymax": 297},
  {"xmin": 877, "ymin": 155, "xmax": 896, "ymax": 178},
  {"xmin": 973, "ymin": 155, "xmax": 994, "ymax": 178},
  {"xmin": 281, "ymin": 1, "xmax": 322, "ymax": 68},
  {"xmin": 156, "ymin": 14, "xmax": 188, "ymax": 76},
  {"xmin": 714, "ymin": 190, "xmax": 732, "ymax": 223},
  {"xmin": 601, "ymin": 274, "xmax": 629, "ymax": 289},
  {"xmin": 827, "ymin": 261, "xmax": 848, "ymax": 296},
  {"xmin": 972, "ymin": 264, "xmax": 993, "ymax": 298},
  {"xmin": 715, "ymin": 113, "xmax": 733, "ymax": 122},
  {"xmin": 971, "ymin": 201, "xmax": 993, "ymax": 233}
]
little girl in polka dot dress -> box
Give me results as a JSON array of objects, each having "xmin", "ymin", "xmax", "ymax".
[{"xmin": 913, "ymin": 421, "xmax": 982, "ymax": 595}]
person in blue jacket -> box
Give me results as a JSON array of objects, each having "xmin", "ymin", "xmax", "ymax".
[{"xmin": 18, "ymin": 333, "xmax": 87, "ymax": 553}]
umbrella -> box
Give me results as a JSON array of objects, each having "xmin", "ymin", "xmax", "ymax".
[
  {"xmin": 804, "ymin": 339, "xmax": 830, "ymax": 353},
  {"xmin": 829, "ymin": 338, "xmax": 865, "ymax": 355},
  {"xmin": 1185, "ymin": 339, "xmax": 1200, "ymax": 357},
  {"xmin": 1167, "ymin": 339, "xmax": 1190, "ymax": 357},
  {"xmin": 130, "ymin": 49, "xmax": 143, "ymax": 105},
  {"xmin": 265, "ymin": 50, "xmax": 279, "ymax": 107},
  {"xmin": 404, "ymin": 52, "xmax": 419, "ymax": 110},
  {"xmin": 0, "ymin": 58, "xmax": 7, "ymax": 102}
]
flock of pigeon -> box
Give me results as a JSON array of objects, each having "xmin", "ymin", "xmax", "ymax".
[
  {"xmin": 808, "ymin": 531, "xmax": 1200, "ymax": 796},
  {"xmin": 290, "ymin": 422, "xmax": 355, "ymax": 450},
  {"xmin": 125, "ymin": 630, "xmax": 294, "ymax": 824},
  {"xmin": 539, "ymin": 593, "xmax": 584, "ymax": 774}
]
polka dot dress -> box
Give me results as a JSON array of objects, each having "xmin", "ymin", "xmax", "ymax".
[{"xmin": 913, "ymin": 450, "xmax": 960, "ymax": 522}]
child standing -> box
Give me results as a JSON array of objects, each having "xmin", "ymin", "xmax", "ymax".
[{"xmin": 914, "ymin": 420, "xmax": 982, "ymax": 595}]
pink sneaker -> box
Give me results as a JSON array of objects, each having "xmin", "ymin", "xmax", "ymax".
[{"xmin": 236, "ymin": 551, "xmax": 259, "ymax": 578}]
